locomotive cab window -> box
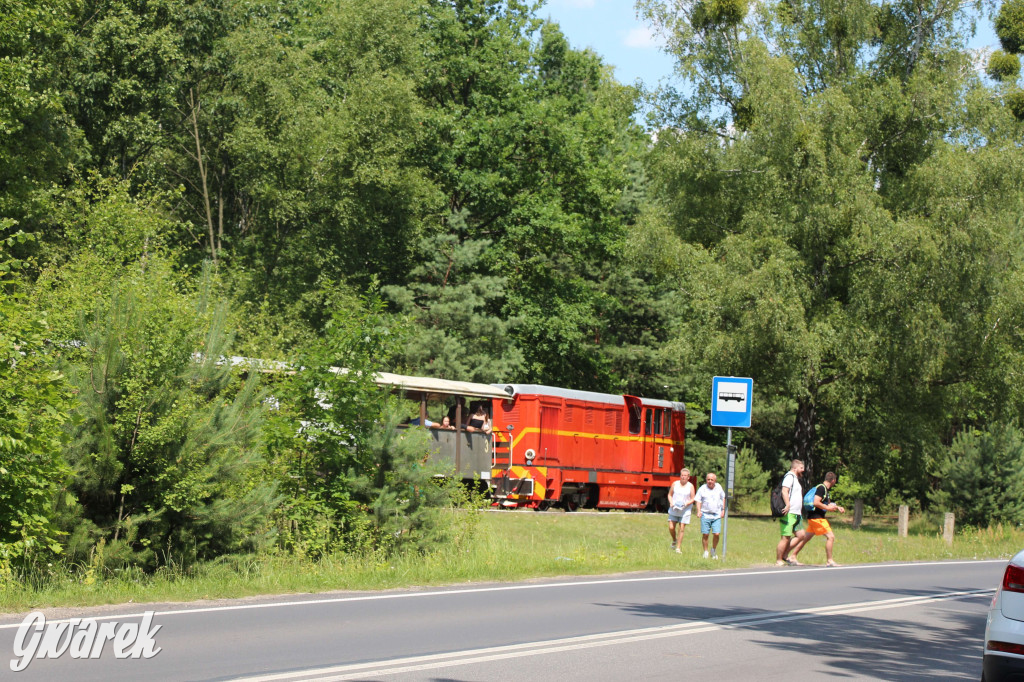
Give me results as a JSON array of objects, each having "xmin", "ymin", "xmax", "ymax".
[
  {"xmin": 644, "ymin": 408, "xmax": 653, "ymax": 435},
  {"xmin": 654, "ymin": 408, "xmax": 663, "ymax": 435},
  {"xmin": 629, "ymin": 404, "xmax": 641, "ymax": 434},
  {"xmin": 663, "ymin": 410, "xmax": 672, "ymax": 437}
]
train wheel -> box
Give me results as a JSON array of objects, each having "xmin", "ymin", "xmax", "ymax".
[
  {"xmin": 536, "ymin": 501, "xmax": 552, "ymax": 512},
  {"xmin": 564, "ymin": 499, "xmax": 580, "ymax": 512}
]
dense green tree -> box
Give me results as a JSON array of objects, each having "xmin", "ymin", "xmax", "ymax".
[
  {"xmin": 382, "ymin": 209, "xmax": 524, "ymax": 382},
  {"xmin": 639, "ymin": 0, "xmax": 1024, "ymax": 496},
  {"xmin": 63, "ymin": 0, "xmax": 197, "ymax": 177},
  {"xmin": 55, "ymin": 258, "xmax": 275, "ymax": 568},
  {"xmin": 14, "ymin": 0, "xmax": 651, "ymax": 394},
  {"xmin": 0, "ymin": 0, "xmax": 81, "ymax": 238},
  {"xmin": 50, "ymin": 0, "xmax": 436, "ymax": 330},
  {"xmin": 159, "ymin": 0, "xmax": 436, "ymax": 317},
  {"xmin": 34, "ymin": 193, "xmax": 277, "ymax": 569},
  {"xmin": 414, "ymin": 4, "xmax": 646, "ymax": 388}
]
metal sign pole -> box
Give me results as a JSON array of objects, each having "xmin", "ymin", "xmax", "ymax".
[
  {"xmin": 711, "ymin": 376, "xmax": 751, "ymax": 563},
  {"xmin": 722, "ymin": 427, "xmax": 735, "ymax": 560}
]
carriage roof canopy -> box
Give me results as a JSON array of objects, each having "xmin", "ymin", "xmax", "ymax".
[
  {"xmin": 373, "ymin": 372, "xmax": 510, "ymax": 400},
  {"xmin": 218, "ymin": 356, "xmax": 510, "ymax": 400},
  {"xmin": 496, "ymin": 383, "xmax": 686, "ymax": 413}
]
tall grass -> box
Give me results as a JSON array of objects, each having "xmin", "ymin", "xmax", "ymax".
[{"xmin": 1, "ymin": 511, "xmax": 1020, "ymax": 613}]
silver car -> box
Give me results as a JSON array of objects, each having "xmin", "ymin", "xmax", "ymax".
[{"xmin": 984, "ymin": 549, "xmax": 1024, "ymax": 680}]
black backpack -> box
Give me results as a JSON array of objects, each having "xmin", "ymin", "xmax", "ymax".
[{"xmin": 769, "ymin": 479, "xmax": 787, "ymax": 518}]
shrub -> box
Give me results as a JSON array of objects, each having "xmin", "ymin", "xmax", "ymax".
[
  {"xmin": 267, "ymin": 294, "xmax": 471, "ymax": 557},
  {"xmin": 929, "ymin": 423, "xmax": 1024, "ymax": 528},
  {"xmin": 0, "ymin": 231, "xmax": 74, "ymax": 569}
]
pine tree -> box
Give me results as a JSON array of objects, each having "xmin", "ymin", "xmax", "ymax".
[
  {"xmin": 930, "ymin": 424, "xmax": 1024, "ymax": 527},
  {"xmin": 382, "ymin": 209, "xmax": 523, "ymax": 382},
  {"xmin": 59, "ymin": 259, "xmax": 278, "ymax": 569}
]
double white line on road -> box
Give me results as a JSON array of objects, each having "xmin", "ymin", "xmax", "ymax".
[{"xmin": 235, "ymin": 588, "xmax": 993, "ymax": 682}]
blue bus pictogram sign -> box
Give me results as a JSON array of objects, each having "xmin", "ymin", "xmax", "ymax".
[{"xmin": 710, "ymin": 376, "xmax": 753, "ymax": 428}]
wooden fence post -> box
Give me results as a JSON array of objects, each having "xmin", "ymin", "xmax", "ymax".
[
  {"xmin": 852, "ymin": 499, "xmax": 864, "ymax": 530},
  {"xmin": 943, "ymin": 512, "xmax": 955, "ymax": 545},
  {"xmin": 898, "ymin": 505, "xmax": 909, "ymax": 538}
]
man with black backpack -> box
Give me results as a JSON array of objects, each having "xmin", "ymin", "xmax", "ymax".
[
  {"xmin": 775, "ymin": 459, "xmax": 805, "ymax": 567},
  {"xmin": 788, "ymin": 472, "xmax": 845, "ymax": 566}
]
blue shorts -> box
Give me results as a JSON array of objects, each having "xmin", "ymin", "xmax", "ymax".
[
  {"xmin": 700, "ymin": 516, "xmax": 722, "ymax": 535},
  {"xmin": 668, "ymin": 508, "xmax": 691, "ymax": 524}
]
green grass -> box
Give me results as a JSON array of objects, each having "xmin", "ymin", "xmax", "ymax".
[{"xmin": 1, "ymin": 511, "xmax": 1020, "ymax": 613}]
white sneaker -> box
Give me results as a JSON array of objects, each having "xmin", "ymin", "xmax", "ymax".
[
  {"xmin": 703, "ymin": 550, "xmax": 709, "ymax": 559},
  {"xmin": 711, "ymin": 550, "xmax": 718, "ymax": 560},
  {"xmin": 674, "ymin": 547, "xmax": 681, "ymax": 554}
]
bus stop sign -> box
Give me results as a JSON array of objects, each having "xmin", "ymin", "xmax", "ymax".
[{"xmin": 710, "ymin": 376, "xmax": 753, "ymax": 429}]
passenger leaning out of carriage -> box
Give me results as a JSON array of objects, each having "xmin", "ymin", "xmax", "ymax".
[
  {"xmin": 436, "ymin": 415, "xmax": 456, "ymax": 430},
  {"xmin": 465, "ymin": 404, "xmax": 492, "ymax": 434}
]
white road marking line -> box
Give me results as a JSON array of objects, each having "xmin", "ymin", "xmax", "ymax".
[
  {"xmin": 232, "ymin": 588, "xmax": 994, "ymax": 681},
  {"xmin": 0, "ymin": 559, "xmax": 1004, "ymax": 628}
]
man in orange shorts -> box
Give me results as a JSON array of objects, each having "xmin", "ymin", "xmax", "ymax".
[{"xmin": 789, "ymin": 471, "xmax": 845, "ymax": 567}]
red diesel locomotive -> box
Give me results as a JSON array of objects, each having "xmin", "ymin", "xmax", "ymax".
[{"xmin": 488, "ymin": 384, "xmax": 686, "ymax": 511}]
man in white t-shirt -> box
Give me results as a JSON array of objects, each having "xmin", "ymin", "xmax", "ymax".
[
  {"xmin": 694, "ymin": 472, "xmax": 727, "ymax": 559},
  {"xmin": 776, "ymin": 459, "xmax": 806, "ymax": 566},
  {"xmin": 667, "ymin": 468, "xmax": 695, "ymax": 553}
]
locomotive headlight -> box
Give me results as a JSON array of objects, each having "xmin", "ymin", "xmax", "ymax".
[{"xmin": 525, "ymin": 448, "xmax": 536, "ymax": 462}]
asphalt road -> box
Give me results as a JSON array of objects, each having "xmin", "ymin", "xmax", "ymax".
[{"xmin": 0, "ymin": 559, "xmax": 1004, "ymax": 681}]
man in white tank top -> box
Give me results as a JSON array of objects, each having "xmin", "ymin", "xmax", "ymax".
[
  {"xmin": 667, "ymin": 468, "xmax": 695, "ymax": 553},
  {"xmin": 776, "ymin": 459, "xmax": 806, "ymax": 566}
]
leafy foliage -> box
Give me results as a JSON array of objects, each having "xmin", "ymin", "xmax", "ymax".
[
  {"xmin": 988, "ymin": 50, "xmax": 1021, "ymax": 81},
  {"xmin": 266, "ymin": 294, "xmax": 468, "ymax": 556},
  {"xmin": 0, "ymin": 0, "xmax": 80, "ymax": 228},
  {"xmin": 640, "ymin": 0, "xmax": 1024, "ymax": 498},
  {"xmin": 0, "ymin": 233, "xmax": 73, "ymax": 567},
  {"xmin": 161, "ymin": 0, "xmax": 435, "ymax": 315},
  {"xmin": 998, "ymin": 0, "xmax": 1024, "ymax": 54},
  {"xmin": 930, "ymin": 424, "xmax": 1024, "ymax": 527},
  {"xmin": 415, "ymin": 7, "xmax": 645, "ymax": 389}
]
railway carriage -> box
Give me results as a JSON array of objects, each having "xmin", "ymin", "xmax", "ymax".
[{"xmin": 489, "ymin": 384, "xmax": 686, "ymax": 511}]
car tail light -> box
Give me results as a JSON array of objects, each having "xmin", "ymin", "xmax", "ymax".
[
  {"xmin": 1003, "ymin": 563, "xmax": 1024, "ymax": 593},
  {"xmin": 988, "ymin": 640, "xmax": 1024, "ymax": 656}
]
